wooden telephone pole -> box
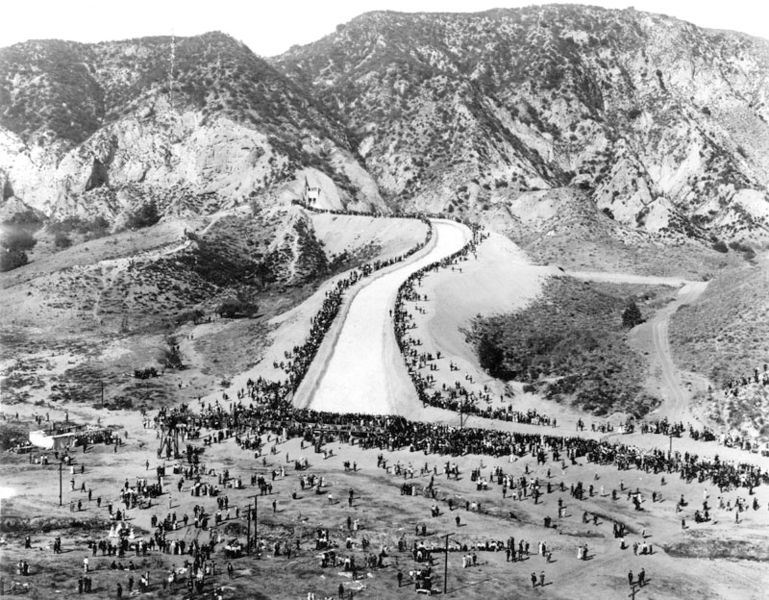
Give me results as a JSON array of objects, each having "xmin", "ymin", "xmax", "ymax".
[
  {"xmin": 442, "ymin": 533, "xmax": 455, "ymax": 594},
  {"xmin": 245, "ymin": 494, "xmax": 259, "ymax": 556}
]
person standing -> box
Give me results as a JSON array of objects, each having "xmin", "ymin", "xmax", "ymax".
[
  {"xmin": 639, "ymin": 569, "xmax": 646, "ymax": 587},
  {"xmin": 628, "ymin": 570, "xmax": 633, "ymax": 586},
  {"xmin": 531, "ymin": 572, "xmax": 537, "ymax": 588},
  {"xmin": 539, "ymin": 571, "xmax": 545, "ymax": 587}
]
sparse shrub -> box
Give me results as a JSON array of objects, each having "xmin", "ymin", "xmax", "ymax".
[
  {"xmin": 161, "ymin": 339, "xmax": 184, "ymax": 370},
  {"xmin": 1, "ymin": 228, "xmax": 36, "ymax": 252},
  {"xmin": 0, "ymin": 247, "xmax": 27, "ymax": 271},
  {"xmin": 126, "ymin": 200, "xmax": 160, "ymax": 229},
  {"xmin": 216, "ymin": 299, "xmax": 258, "ymax": 318},
  {"xmin": 711, "ymin": 239, "xmax": 729, "ymax": 253},
  {"xmin": 48, "ymin": 215, "xmax": 110, "ymax": 239},
  {"xmin": 54, "ymin": 232, "xmax": 72, "ymax": 249}
]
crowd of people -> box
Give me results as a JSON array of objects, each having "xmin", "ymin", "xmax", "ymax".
[
  {"xmin": 723, "ymin": 364, "xmax": 769, "ymax": 395},
  {"xmin": 155, "ymin": 394, "xmax": 768, "ymax": 500}
]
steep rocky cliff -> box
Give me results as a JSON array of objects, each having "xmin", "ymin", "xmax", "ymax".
[{"xmin": 274, "ymin": 5, "xmax": 769, "ymax": 243}]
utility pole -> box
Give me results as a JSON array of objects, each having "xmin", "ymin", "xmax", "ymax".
[
  {"xmin": 442, "ymin": 533, "xmax": 454, "ymax": 594},
  {"xmin": 59, "ymin": 460, "xmax": 63, "ymax": 506},
  {"xmin": 245, "ymin": 493, "xmax": 259, "ymax": 556},
  {"xmin": 246, "ymin": 502, "xmax": 251, "ymax": 553},
  {"xmin": 459, "ymin": 399, "xmax": 470, "ymax": 428},
  {"xmin": 100, "ymin": 380, "xmax": 104, "ymax": 408}
]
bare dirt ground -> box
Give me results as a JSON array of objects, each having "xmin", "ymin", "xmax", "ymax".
[{"xmin": 1, "ymin": 400, "xmax": 768, "ymax": 600}]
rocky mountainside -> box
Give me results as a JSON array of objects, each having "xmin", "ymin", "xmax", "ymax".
[
  {"xmin": 0, "ymin": 32, "xmax": 386, "ymax": 225},
  {"xmin": 2, "ymin": 5, "xmax": 769, "ymax": 253},
  {"xmin": 274, "ymin": 5, "xmax": 769, "ymax": 244}
]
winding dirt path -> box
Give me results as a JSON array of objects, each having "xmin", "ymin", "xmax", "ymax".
[
  {"xmin": 295, "ymin": 219, "xmax": 470, "ymax": 414},
  {"xmin": 643, "ymin": 281, "xmax": 709, "ymax": 422}
]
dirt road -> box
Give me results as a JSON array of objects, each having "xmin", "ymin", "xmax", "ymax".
[{"xmin": 645, "ymin": 281, "xmax": 709, "ymax": 422}]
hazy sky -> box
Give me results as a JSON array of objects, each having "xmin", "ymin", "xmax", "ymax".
[{"xmin": 4, "ymin": 0, "xmax": 768, "ymax": 56}]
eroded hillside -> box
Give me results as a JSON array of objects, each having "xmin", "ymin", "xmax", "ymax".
[
  {"xmin": 0, "ymin": 32, "xmax": 387, "ymax": 227},
  {"xmin": 275, "ymin": 6, "xmax": 769, "ymax": 244}
]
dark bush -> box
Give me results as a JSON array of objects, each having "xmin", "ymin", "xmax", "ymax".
[
  {"xmin": 54, "ymin": 232, "xmax": 72, "ymax": 249},
  {"xmin": 1, "ymin": 228, "xmax": 36, "ymax": 251},
  {"xmin": 728, "ymin": 240, "xmax": 755, "ymax": 259},
  {"xmin": 711, "ymin": 240, "xmax": 729, "ymax": 253},
  {"xmin": 48, "ymin": 215, "xmax": 110, "ymax": 238},
  {"xmin": 161, "ymin": 342, "xmax": 184, "ymax": 370},
  {"xmin": 126, "ymin": 200, "xmax": 160, "ymax": 229},
  {"xmin": 0, "ymin": 247, "xmax": 27, "ymax": 271},
  {"xmin": 217, "ymin": 300, "xmax": 258, "ymax": 319},
  {"xmin": 622, "ymin": 301, "xmax": 644, "ymax": 328}
]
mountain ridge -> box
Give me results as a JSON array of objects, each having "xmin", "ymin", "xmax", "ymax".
[
  {"xmin": 273, "ymin": 4, "xmax": 769, "ymax": 244},
  {"xmin": 1, "ymin": 5, "xmax": 768, "ymax": 254},
  {"xmin": 0, "ymin": 31, "xmax": 386, "ymax": 227}
]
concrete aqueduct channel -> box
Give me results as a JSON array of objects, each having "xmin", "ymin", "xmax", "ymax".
[{"xmin": 293, "ymin": 219, "xmax": 470, "ymax": 416}]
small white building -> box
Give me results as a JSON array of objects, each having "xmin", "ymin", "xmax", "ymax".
[{"xmin": 304, "ymin": 178, "xmax": 321, "ymax": 205}]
